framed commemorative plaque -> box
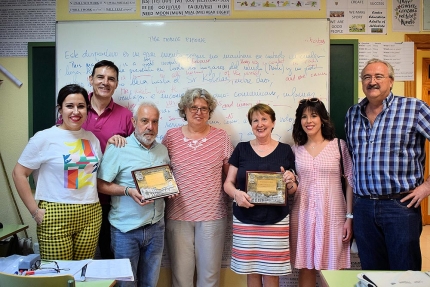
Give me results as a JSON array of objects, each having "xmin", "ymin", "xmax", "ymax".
[
  {"xmin": 245, "ymin": 171, "xmax": 286, "ymax": 206},
  {"xmin": 131, "ymin": 165, "xmax": 179, "ymax": 200}
]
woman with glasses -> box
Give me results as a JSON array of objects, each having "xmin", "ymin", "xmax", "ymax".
[
  {"xmin": 12, "ymin": 84, "xmax": 102, "ymax": 260},
  {"xmin": 290, "ymin": 98, "xmax": 353, "ymax": 287},
  {"xmin": 162, "ymin": 88, "xmax": 233, "ymax": 287},
  {"xmin": 224, "ymin": 103, "xmax": 297, "ymax": 287}
]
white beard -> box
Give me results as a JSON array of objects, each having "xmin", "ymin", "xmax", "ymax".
[{"xmin": 135, "ymin": 131, "xmax": 155, "ymax": 147}]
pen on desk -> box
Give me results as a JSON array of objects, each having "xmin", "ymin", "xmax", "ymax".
[
  {"xmin": 25, "ymin": 269, "xmax": 58, "ymax": 275},
  {"xmin": 81, "ymin": 264, "xmax": 88, "ymax": 281},
  {"xmin": 362, "ymin": 274, "xmax": 377, "ymax": 287}
]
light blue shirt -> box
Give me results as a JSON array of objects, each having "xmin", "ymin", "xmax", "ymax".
[{"xmin": 97, "ymin": 133, "xmax": 170, "ymax": 233}]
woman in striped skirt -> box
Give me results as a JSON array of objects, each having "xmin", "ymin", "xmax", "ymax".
[{"xmin": 224, "ymin": 103, "xmax": 298, "ymax": 287}]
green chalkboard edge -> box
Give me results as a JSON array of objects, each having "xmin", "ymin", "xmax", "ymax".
[
  {"xmin": 330, "ymin": 39, "xmax": 359, "ymax": 104},
  {"xmin": 27, "ymin": 42, "xmax": 55, "ymax": 190},
  {"xmin": 27, "ymin": 42, "xmax": 55, "ymax": 139}
]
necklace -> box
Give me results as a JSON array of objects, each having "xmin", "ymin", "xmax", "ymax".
[
  {"xmin": 254, "ymin": 140, "xmax": 271, "ymax": 152},
  {"xmin": 309, "ymin": 139, "xmax": 326, "ymax": 149}
]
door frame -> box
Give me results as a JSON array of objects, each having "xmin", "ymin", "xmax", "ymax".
[
  {"xmin": 421, "ymin": 58, "xmax": 430, "ymax": 225},
  {"xmin": 404, "ymin": 34, "xmax": 430, "ymax": 225}
]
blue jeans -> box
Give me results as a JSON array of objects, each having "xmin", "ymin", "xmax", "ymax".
[
  {"xmin": 111, "ymin": 219, "xmax": 165, "ymax": 287},
  {"xmin": 353, "ymin": 196, "xmax": 422, "ymax": 270}
]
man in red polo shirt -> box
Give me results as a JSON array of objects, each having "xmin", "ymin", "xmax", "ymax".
[{"xmin": 85, "ymin": 60, "xmax": 134, "ymax": 259}]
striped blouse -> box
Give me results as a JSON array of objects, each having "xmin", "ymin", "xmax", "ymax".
[{"xmin": 162, "ymin": 126, "xmax": 234, "ymax": 221}]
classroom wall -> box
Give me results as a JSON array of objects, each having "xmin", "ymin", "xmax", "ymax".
[{"xmin": 0, "ymin": 1, "xmax": 429, "ymax": 285}]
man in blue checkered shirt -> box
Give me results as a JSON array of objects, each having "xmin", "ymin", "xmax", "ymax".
[{"xmin": 345, "ymin": 58, "xmax": 430, "ymax": 271}]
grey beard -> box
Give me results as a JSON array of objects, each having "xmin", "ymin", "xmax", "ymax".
[{"xmin": 135, "ymin": 132, "xmax": 155, "ymax": 147}]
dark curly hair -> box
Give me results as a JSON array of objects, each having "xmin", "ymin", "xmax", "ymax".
[{"xmin": 292, "ymin": 99, "xmax": 335, "ymax": 145}]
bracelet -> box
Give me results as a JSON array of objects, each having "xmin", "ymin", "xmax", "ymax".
[
  {"xmin": 346, "ymin": 213, "xmax": 353, "ymax": 219},
  {"xmin": 124, "ymin": 186, "xmax": 130, "ymax": 196},
  {"xmin": 234, "ymin": 189, "xmax": 240, "ymax": 205},
  {"xmin": 31, "ymin": 208, "xmax": 39, "ymax": 219},
  {"xmin": 234, "ymin": 189, "xmax": 241, "ymax": 206},
  {"xmin": 289, "ymin": 169, "xmax": 299, "ymax": 183}
]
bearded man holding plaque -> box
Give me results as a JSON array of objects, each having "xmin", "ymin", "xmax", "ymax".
[{"xmin": 97, "ymin": 102, "xmax": 172, "ymax": 287}]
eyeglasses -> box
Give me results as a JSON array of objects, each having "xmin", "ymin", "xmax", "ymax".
[
  {"xmin": 31, "ymin": 260, "xmax": 69, "ymax": 273},
  {"xmin": 189, "ymin": 106, "xmax": 209, "ymax": 114},
  {"xmin": 299, "ymin": 98, "xmax": 321, "ymax": 104},
  {"xmin": 361, "ymin": 74, "xmax": 387, "ymax": 82}
]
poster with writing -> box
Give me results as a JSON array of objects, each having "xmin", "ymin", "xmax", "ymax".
[
  {"xmin": 0, "ymin": 0, "xmax": 55, "ymax": 57},
  {"xmin": 141, "ymin": 0, "xmax": 231, "ymax": 17},
  {"xmin": 69, "ymin": 0, "xmax": 136, "ymax": 13},
  {"xmin": 391, "ymin": 0, "xmax": 420, "ymax": 32},
  {"xmin": 234, "ymin": 0, "xmax": 320, "ymax": 10},
  {"xmin": 424, "ymin": 0, "xmax": 430, "ymax": 31},
  {"xmin": 326, "ymin": 0, "xmax": 387, "ymax": 35},
  {"xmin": 359, "ymin": 42, "xmax": 414, "ymax": 81}
]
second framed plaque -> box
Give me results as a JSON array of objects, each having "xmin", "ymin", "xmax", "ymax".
[
  {"xmin": 131, "ymin": 165, "xmax": 179, "ymax": 200},
  {"xmin": 245, "ymin": 171, "xmax": 286, "ymax": 206}
]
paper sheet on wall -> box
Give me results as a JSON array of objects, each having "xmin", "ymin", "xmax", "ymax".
[{"xmin": 359, "ymin": 42, "xmax": 414, "ymax": 81}]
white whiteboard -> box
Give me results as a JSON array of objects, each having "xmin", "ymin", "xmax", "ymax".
[{"xmin": 56, "ymin": 19, "xmax": 329, "ymax": 146}]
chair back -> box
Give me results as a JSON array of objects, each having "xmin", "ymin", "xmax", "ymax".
[{"xmin": 0, "ymin": 271, "xmax": 75, "ymax": 287}]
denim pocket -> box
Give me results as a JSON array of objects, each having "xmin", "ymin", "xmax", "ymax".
[{"xmin": 393, "ymin": 198, "xmax": 412, "ymax": 209}]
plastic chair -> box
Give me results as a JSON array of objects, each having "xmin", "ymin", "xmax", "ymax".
[{"xmin": 0, "ymin": 271, "xmax": 75, "ymax": 287}]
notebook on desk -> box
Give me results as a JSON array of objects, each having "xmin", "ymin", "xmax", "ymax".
[
  {"xmin": 0, "ymin": 256, "xmax": 133, "ymax": 282},
  {"xmin": 85, "ymin": 259, "xmax": 133, "ymax": 281},
  {"xmin": 357, "ymin": 271, "xmax": 430, "ymax": 287},
  {"xmin": 19, "ymin": 258, "xmax": 133, "ymax": 282}
]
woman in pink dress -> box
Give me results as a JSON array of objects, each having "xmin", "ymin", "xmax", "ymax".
[{"xmin": 290, "ymin": 98, "xmax": 353, "ymax": 287}]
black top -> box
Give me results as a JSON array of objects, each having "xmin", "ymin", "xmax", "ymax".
[{"xmin": 229, "ymin": 141, "xmax": 295, "ymax": 225}]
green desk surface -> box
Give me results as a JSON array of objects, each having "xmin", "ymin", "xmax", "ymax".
[
  {"xmin": 76, "ymin": 279, "xmax": 115, "ymax": 287},
  {"xmin": 320, "ymin": 270, "xmax": 423, "ymax": 287},
  {"xmin": 0, "ymin": 225, "xmax": 28, "ymax": 241},
  {"xmin": 320, "ymin": 270, "xmax": 360, "ymax": 287}
]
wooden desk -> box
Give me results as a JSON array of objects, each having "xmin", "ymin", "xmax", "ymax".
[{"xmin": 0, "ymin": 224, "xmax": 28, "ymax": 241}]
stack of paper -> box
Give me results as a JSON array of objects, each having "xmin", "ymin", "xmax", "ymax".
[
  {"xmin": 358, "ymin": 271, "xmax": 430, "ymax": 287},
  {"xmin": 85, "ymin": 259, "xmax": 134, "ymax": 281},
  {"xmin": 21, "ymin": 258, "xmax": 133, "ymax": 282}
]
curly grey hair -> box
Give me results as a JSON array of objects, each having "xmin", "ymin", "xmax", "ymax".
[{"xmin": 178, "ymin": 88, "xmax": 217, "ymax": 120}]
